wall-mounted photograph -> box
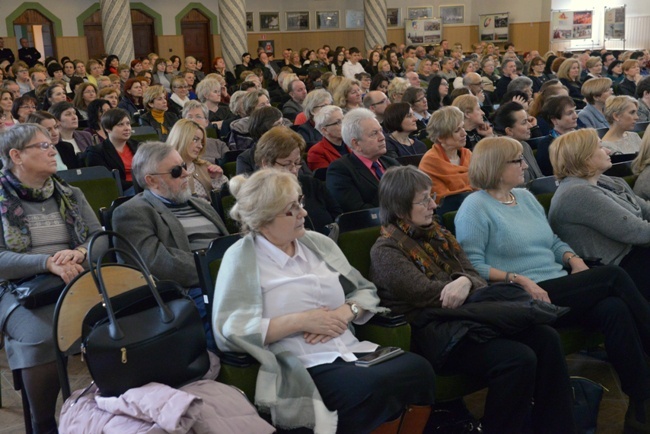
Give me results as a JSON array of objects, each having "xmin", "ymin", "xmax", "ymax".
[
  {"xmin": 259, "ymin": 12, "xmax": 280, "ymax": 31},
  {"xmin": 317, "ymin": 11, "xmax": 339, "ymax": 29},
  {"xmin": 440, "ymin": 5, "xmax": 465, "ymax": 24},
  {"xmin": 346, "ymin": 10, "xmax": 365, "ymax": 29},
  {"xmin": 407, "ymin": 7, "xmax": 433, "ymax": 20},
  {"xmin": 246, "ymin": 12, "xmax": 254, "ymax": 32},
  {"xmin": 286, "ymin": 11, "xmax": 310, "ymax": 31},
  {"xmin": 387, "ymin": 8, "xmax": 400, "ymax": 27}
]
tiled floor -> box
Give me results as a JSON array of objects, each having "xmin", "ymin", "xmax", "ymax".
[{"xmin": 0, "ymin": 348, "xmax": 627, "ymax": 433}]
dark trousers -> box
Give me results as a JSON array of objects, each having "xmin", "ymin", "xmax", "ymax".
[
  {"xmin": 437, "ymin": 325, "xmax": 575, "ymax": 434},
  {"xmin": 303, "ymin": 352, "xmax": 435, "ymax": 434},
  {"xmin": 188, "ymin": 287, "xmax": 217, "ymax": 353},
  {"xmin": 620, "ymin": 245, "xmax": 650, "ymax": 301},
  {"xmin": 539, "ymin": 265, "xmax": 650, "ymax": 400}
]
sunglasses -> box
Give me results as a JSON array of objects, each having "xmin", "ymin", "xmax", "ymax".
[{"xmin": 149, "ymin": 162, "xmax": 187, "ymax": 178}]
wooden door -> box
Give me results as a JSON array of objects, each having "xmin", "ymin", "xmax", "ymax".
[
  {"xmin": 181, "ymin": 9, "xmax": 211, "ymax": 73},
  {"xmin": 13, "ymin": 9, "xmax": 56, "ymax": 59},
  {"xmin": 83, "ymin": 11, "xmax": 105, "ymax": 60},
  {"xmin": 83, "ymin": 9, "xmax": 154, "ymax": 61}
]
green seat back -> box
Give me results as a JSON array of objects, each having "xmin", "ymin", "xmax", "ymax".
[
  {"xmin": 69, "ymin": 179, "xmax": 120, "ymax": 219},
  {"xmin": 337, "ymin": 226, "xmax": 381, "ymax": 279},
  {"xmin": 441, "ymin": 211, "xmax": 457, "ymax": 235},
  {"xmin": 131, "ymin": 133, "xmax": 160, "ymax": 143},
  {"xmin": 535, "ymin": 193, "xmax": 554, "ymax": 216},
  {"xmin": 223, "ymin": 161, "xmax": 237, "ymax": 179}
]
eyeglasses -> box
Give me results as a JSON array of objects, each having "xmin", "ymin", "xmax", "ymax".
[
  {"xmin": 415, "ymin": 97, "xmax": 427, "ymax": 103},
  {"xmin": 20, "ymin": 105, "xmax": 36, "ymax": 110},
  {"xmin": 275, "ymin": 159, "xmax": 303, "ymax": 169},
  {"xmin": 413, "ymin": 192, "xmax": 437, "ymax": 207},
  {"xmin": 174, "ymin": 85, "xmax": 189, "ymax": 89},
  {"xmin": 440, "ymin": 82, "xmax": 450, "ymax": 87},
  {"xmin": 281, "ymin": 195, "xmax": 305, "ymax": 217},
  {"xmin": 24, "ymin": 141, "xmax": 55, "ymax": 151},
  {"xmin": 324, "ymin": 119, "xmax": 342, "ymax": 127},
  {"xmin": 507, "ymin": 156, "xmax": 525, "ymax": 167},
  {"xmin": 370, "ymin": 98, "xmax": 388, "ymax": 106},
  {"xmin": 149, "ymin": 162, "xmax": 188, "ymax": 178}
]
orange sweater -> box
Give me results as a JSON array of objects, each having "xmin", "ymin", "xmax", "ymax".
[{"xmin": 418, "ymin": 143, "xmax": 473, "ymax": 202}]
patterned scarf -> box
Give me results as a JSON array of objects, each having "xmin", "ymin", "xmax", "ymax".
[
  {"xmin": 381, "ymin": 219, "xmax": 463, "ymax": 278},
  {"xmin": 0, "ymin": 170, "xmax": 88, "ymax": 253}
]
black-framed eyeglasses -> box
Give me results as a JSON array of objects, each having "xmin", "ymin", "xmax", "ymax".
[
  {"xmin": 412, "ymin": 192, "xmax": 437, "ymax": 207},
  {"xmin": 281, "ymin": 195, "xmax": 305, "ymax": 217},
  {"xmin": 370, "ymin": 98, "xmax": 388, "ymax": 106},
  {"xmin": 507, "ymin": 156, "xmax": 525, "ymax": 167},
  {"xmin": 324, "ymin": 119, "xmax": 342, "ymax": 127},
  {"xmin": 149, "ymin": 162, "xmax": 188, "ymax": 178}
]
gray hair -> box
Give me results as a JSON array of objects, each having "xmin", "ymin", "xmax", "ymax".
[
  {"xmin": 402, "ymin": 86, "xmax": 425, "ymax": 106},
  {"xmin": 303, "ymin": 89, "xmax": 333, "ymax": 121},
  {"xmin": 378, "ymin": 166, "xmax": 432, "ymax": 226},
  {"xmin": 228, "ymin": 169, "xmax": 302, "ymax": 233},
  {"xmin": 229, "ymin": 91, "xmax": 247, "ymax": 116},
  {"xmin": 341, "ymin": 108, "xmax": 376, "ymax": 145},
  {"xmin": 194, "ymin": 78, "xmax": 220, "ymax": 103},
  {"xmin": 132, "ymin": 141, "xmax": 175, "ymax": 189},
  {"xmin": 0, "ymin": 123, "xmax": 49, "ymax": 170},
  {"xmin": 507, "ymin": 76, "xmax": 533, "ymax": 94},
  {"xmin": 242, "ymin": 89, "xmax": 270, "ymax": 116},
  {"xmin": 182, "ymin": 100, "xmax": 209, "ymax": 119},
  {"xmin": 314, "ymin": 105, "xmax": 343, "ymax": 133}
]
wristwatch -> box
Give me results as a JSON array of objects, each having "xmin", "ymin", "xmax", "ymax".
[
  {"xmin": 75, "ymin": 246, "xmax": 88, "ymax": 260},
  {"xmin": 346, "ymin": 301, "xmax": 360, "ymax": 321}
]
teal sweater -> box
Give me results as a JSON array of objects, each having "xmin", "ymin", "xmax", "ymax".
[{"xmin": 454, "ymin": 189, "xmax": 572, "ymax": 283}]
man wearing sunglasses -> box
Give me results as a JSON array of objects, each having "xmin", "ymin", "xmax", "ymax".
[{"xmin": 113, "ymin": 142, "xmax": 229, "ymax": 351}]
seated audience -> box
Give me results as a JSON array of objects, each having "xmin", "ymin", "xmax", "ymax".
[
  {"xmin": 84, "ymin": 98, "xmax": 111, "ymax": 144},
  {"xmin": 85, "ymin": 108, "xmax": 138, "ymax": 194},
  {"xmin": 452, "ymin": 94, "xmax": 494, "ymax": 150},
  {"xmin": 309, "ymin": 105, "xmax": 349, "ymax": 171},
  {"xmin": 601, "ymin": 95, "xmax": 642, "ymax": 154},
  {"xmin": 0, "ymin": 124, "xmax": 105, "ymax": 433},
  {"xmin": 26, "ymin": 111, "xmax": 78, "ymax": 170},
  {"xmin": 618, "ymin": 60, "xmax": 640, "ymax": 97},
  {"xmin": 401, "ymin": 87, "xmax": 430, "ymax": 140},
  {"xmin": 294, "ymin": 89, "xmax": 331, "ymax": 147},
  {"xmin": 454, "ymin": 136, "xmax": 650, "ymax": 434},
  {"xmin": 557, "ymin": 59, "xmax": 584, "ymax": 106},
  {"xmin": 541, "ymin": 95, "xmax": 578, "ymax": 138},
  {"xmin": 333, "ymin": 78, "xmax": 363, "ymax": 113},
  {"xmin": 212, "ymin": 168, "xmax": 435, "ymax": 433},
  {"xmin": 578, "ymin": 77, "xmax": 613, "ymax": 129},
  {"xmin": 168, "ymin": 77, "xmax": 191, "ymax": 117},
  {"xmin": 387, "ymin": 77, "xmax": 409, "ymax": 104},
  {"xmin": 281, "ymin": 78, "xmax": 307, "ymax": 122},
  {"xmin": 182, "ymin": 100, "xmax": 230, "ymax": 164},
  {"xmin": 49, "ymin": 101, "xmax": 93, "ymax": 154},
  {"xmin": 72, "ymin": 82, "xmax": 98, "ymax": 120},
  {"xmin": 370, "ymin": 165, "xmax": 576, "ymax": 434},
  {"xmin": 637, "ymin": 76, "xmax": 650, "ymax": 123},
  {"xmin": 326, "ymin": 108, "xmax": 399, "ymax": 211},
  {"xmin": 227, "ymin": 89, "xmax": 271, "ymax": 150},
  {"xmin": 426, "ymin": 76, "xmax": 451, "ymax": 112},
  {"xmin": 12, "ymin": 95, "xmax": 37, "ymax": 124},
  {"xmin": 418, "ymin": 106, "xmax": 473, "ymax": 214},
  {"xmin": 633, "ymin": 126, "xmax": 650, "ymax": 200},
  {"xmin": 112, "ymin": 142, "xmax": 229, "ymax": 351},
  {"xmin": 139, "ymin": 85, "xmax": 179, "ymax": 141},
  {"xmin": 117, "ymin": 78, "xmax": 144, "ymax": 118},
  {"xmin": 383, "ymin": 102, "xmax": 427, "ymax": 158},
  {"xmin": 549, "ymin": 128, "xmax": 650, "ymax": 299}
]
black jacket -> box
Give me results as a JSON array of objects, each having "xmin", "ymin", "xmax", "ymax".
[{"xmin": 85, "ymin": 138, "xmax": 139, "ymax": 189}]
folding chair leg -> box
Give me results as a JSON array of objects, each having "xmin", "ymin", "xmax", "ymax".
[{"xmin": 13, "ymin": 369, "xmax": 34, "ymax": 434}]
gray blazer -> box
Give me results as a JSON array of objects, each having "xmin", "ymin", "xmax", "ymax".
[{"xmin": 112, "ymin": 189, "xmax": 229, "ymax": 288}]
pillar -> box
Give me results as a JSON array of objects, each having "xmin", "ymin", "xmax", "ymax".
[
  {"xmin": 219, "ymin": 0, "xmax": 248, "ymax": 75},
  {"xmin": 364, "ymin": 0, "xmax": 388, "ymax": 53},
  {"xmin": 100, "ymin": 0, "xmax": 135, "ymax": 62}
]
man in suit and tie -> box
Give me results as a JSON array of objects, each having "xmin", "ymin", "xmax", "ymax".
[
  {"xmin": 326, "ymin": 108, "xmax": 399, "ymax": 212},
  {"xmin": 113, "ymin": 142, "xmax": 229, "ymax": 351}
]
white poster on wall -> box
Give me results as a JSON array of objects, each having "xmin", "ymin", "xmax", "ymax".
[
  {"xmin": 479, "ymin": 13, "xmax": 509, "ymax": 42},
  {"xmin": 551, "ymin": 10, "xmax": 593, "ymax": 40},
  {"xmin": 604, "ymin": 6, "xmax": 625, "ymax": 40},
  {"xmin": 404, "ymin": 18, "xmax": 443, "ymax": 45}
]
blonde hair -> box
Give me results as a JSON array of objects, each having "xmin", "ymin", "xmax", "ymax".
[
  {"xmin": 469, "ymin": 137, "xmax": 523, "ymax": 189},
  {"xmin": 604, "ymin": 95, "xmax": 638, "ymax": 124},
  {"xmin": 332, "ymin": 78, "xmax": 360, "ymax": 108},
  {"xmin": 581, "ymin": 77, "xmax": 612, "ymax": 105},
  {"xmin": 402, "ymin": 58, "xmax": 417, "ymax": 71},
  {"xmin": 143, "ymin": 85, "xmax": 166, "ymax": 110},
  {"xmin": 166, "ymin": 119, "xmax": 208, "ymax": 165},
  {"xmin": 452, "ymin": 94, "xmax": 479, "ymax": 116},
  {"xmin": 549, "ymin": 129, "xmax": 601, "ymax": 180},
  {"xmin": 622, "ymin": 59, "xmax": 639, "ymax": 74},
  {"xmin": 557, "ymin": 58, "xmax": 581, "ymax": 81},
  {"xmin": 229, "ymin": 169, "xmax": 302, "ymax": 233},
  {"xmin": 585, "ymin": 57, "xmax": 602, "ymax": 70},
  {"xmin": 426, "ymin": 106, "xmax": 464, "ymax": 143},
  {"xmin": 387, "ymin": 77, "xmax": 410, "ymax": 102},
  {"xmin": 416, "ymin": 59, "xmax": 432, "ymax": 75},
  {"xmin": 632, "ymin": 124, "xmax": 650, "ymax": 174}
]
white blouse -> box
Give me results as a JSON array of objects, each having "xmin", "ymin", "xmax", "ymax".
[{"xmin": 255, "ymin": 235, "xmax": 377, "ymax": 368}]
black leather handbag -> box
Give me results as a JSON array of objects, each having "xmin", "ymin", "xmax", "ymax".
[
  {"xmin": 9, "ymin": 273, "xmax": 66, "ymax": 309},
  {"xmin": 81, "ymin": 230, "xmax": 210, "ymax": 397}
]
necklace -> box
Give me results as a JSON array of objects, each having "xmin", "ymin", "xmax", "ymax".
[{"xmin": 500, "ymin": 192, "xmax": 516, "ymax": 205}]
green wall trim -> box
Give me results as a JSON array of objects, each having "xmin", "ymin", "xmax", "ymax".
[
  {"xmin": 6, "ymin": 2, "xmax": 63, "ymax": 38},
  {"xmin": 175, "ymin": 3, "xmax": 219, "ymax": 35},
  {"xmin": 76, "ymin": 2, "xmax": 163, "ymax": 37}
]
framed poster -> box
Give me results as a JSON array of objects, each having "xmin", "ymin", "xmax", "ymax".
[
  {"xmin": 258, "ymin": 40, "xmax": 275, "ymax": 54},
  {"xmin": 317, "ymin": 11, "xmax": 339, "ymax": 29},
  {"xmin": 479, "ymin": 13, "xmax": 509, "ymax": 42},
  {"xmin": 405, "ymin": 18, "xmax": 442, "ymax": 45},
  {"xmin": 286, "ymin": 11, "xmax": 309, "ymax": 31},
  {"xmin": 387, "ymin": 8, "xmax": 400, "ymax": 27},
  {"xmin": 604, "ymin": 6, "xmax": 625, "ymax": 40},
  {"xmin": 407, "ymin": 7, "xmax": 433, "ymax": 20},
  {"xmin": 259, "ymin": 12, "xmax": 280, "ymax": 31},
  {"xmin": 346, "ymin": 10, "xmax": 364, "ymax": 29},
  {"xmin": 440, "ymin": 5, "xmax": 464, "ymax": 24},
  {"xmin": 245, "ymin": 12, "xmax": 253, "ymax": 32},
  {"xmin": 551, "ymin": 10, "xmax": 592, "ymax": 40}
]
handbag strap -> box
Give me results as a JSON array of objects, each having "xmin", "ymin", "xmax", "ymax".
[{"xmin": 86, "ymin": 230, "xmax": 174, "ymax": 340}]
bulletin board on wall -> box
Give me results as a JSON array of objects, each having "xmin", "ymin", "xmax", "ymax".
[
  {"xmin": 604, "ymin": 6, "xmax": 625, "ymax": 40},
  {"xmin": 551, "ymin": 10, "xmax": 593, "ymax": 40},
  {"xmin": 478, "ymin": 13, "xmax": 509, "ymax": 42},
  {"xmin": 404, "ymin": 18, "xmax": 443, "ymax": 46}
]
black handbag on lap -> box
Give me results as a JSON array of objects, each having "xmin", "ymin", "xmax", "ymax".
[
  {"xmin": 10, "ymin": 273, "xmax": 66, "ymax": 309},
  {"xmin": 81, "ymin": 230, "xmax": 210, "ymax": 397}
]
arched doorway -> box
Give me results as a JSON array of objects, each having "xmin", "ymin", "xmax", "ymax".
[
  {"xmin": 13, "ymin": 9, "xmax": 56, "ymax": 60},
  {"xmin": 181, "ymin": 9, "xmax": 211, "ymax": 73},
  {"xmin": 82, "ymin": 9, "xmax": 155, "ymax": 61}
]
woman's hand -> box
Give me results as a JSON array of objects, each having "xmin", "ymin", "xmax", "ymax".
[
  {"xmin": 207, "ymin": 164, "xmax": 224, "ymax": 179},
  {"xmin": 46, "ymin": 257, "xmax": 84, "ymax": 284},
  {"xmin": 51, "ymin": 249, "xmax": 85, "ymax": 265},
  {"xmin": 476, "ymin": 122, "xmax": 494, "ymax": 137},
  {"xmin": 514, "ymin": 275, "xmax": 551, "ymax": 303},
  {"xmin": 302, "ymin": 307, "xmax": 348, "ymax": 338},
  {"xmin": 527, "ymin": 115, "xmax": 538, "ymax": 127},
  {"xmin": 512, "ymin": 95, "xmax": 528, "ymax": 107},
  {"xmin": 440, "ymin": 276, "xmax": 471, "ymax": 308}
]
